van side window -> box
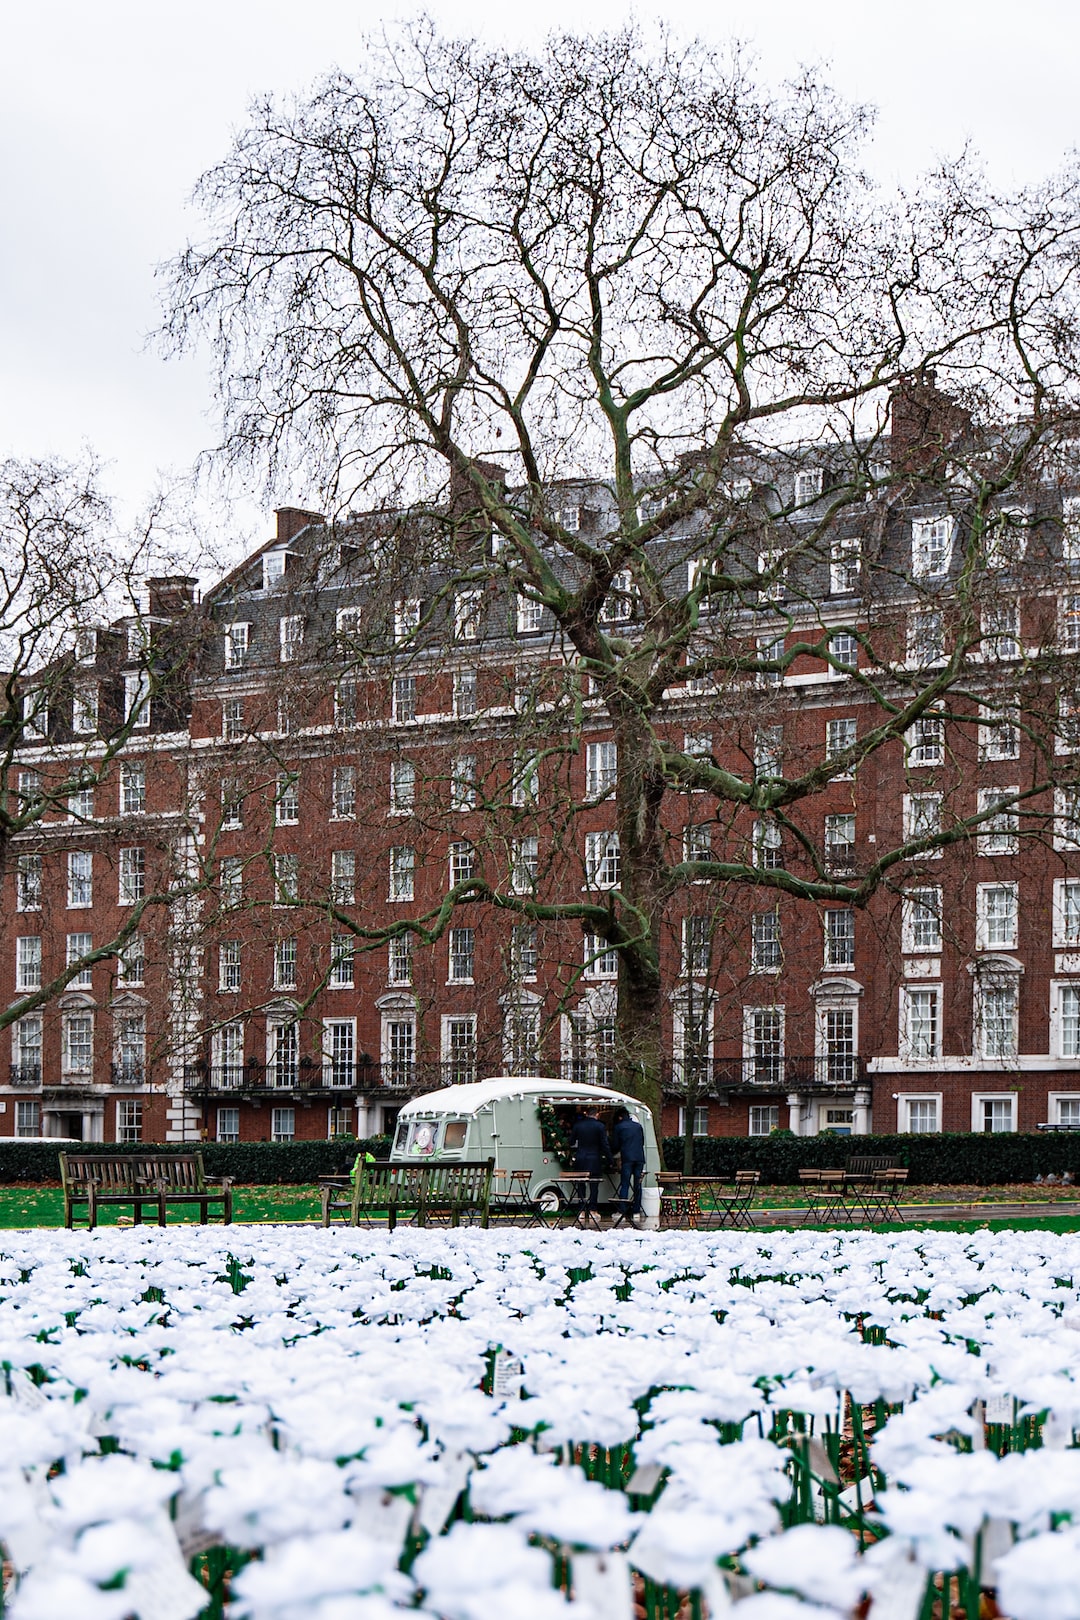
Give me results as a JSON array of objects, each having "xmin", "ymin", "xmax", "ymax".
[{"xmin": 443, "ymin": 1121, "xmax": 467, "ymax": 1150}]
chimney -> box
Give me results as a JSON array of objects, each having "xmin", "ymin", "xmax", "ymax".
[
  {"xmin": 275, "ymin": 507, "xmax": 326, "ymax": 545},
  {"xmin": 889, "ymin": 372, "xmax": 971, "ymax": 474},
  {"xmin": 145, "ymin": 577, "xmax": 198, "ymax": 618},
  {"xmin": 448, "ymin": 460, "xmax": 507, "ymax": 517}
]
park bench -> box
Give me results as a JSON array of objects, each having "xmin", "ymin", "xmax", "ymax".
[
  {"xmin": 320, "ymin": 1159, "xmax": 494, "ymax": 1229},
  {"xmin": 60, "ymin": 1152, "xmax": 233, "ymax": 1229}
]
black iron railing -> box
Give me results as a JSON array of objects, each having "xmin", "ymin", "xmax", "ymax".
[
  {"xmin": 9, "ymin": 1064, "xmax": 42, "ymax": 1089},
  {"xmin": 110, "ymin": 1062, "xmax": 146, "ymax": 1087}
]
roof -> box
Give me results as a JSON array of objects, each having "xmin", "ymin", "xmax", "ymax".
[{"xmin": 398, "ymin": 1075, "xmax": 646, "ymax": 1117}]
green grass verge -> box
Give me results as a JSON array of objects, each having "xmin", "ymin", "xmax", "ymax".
[{"xmin": 0, "ymin": 1185, "xmax": 322, "ymax": 1228}]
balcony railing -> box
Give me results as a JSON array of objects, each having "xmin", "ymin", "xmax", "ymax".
[
  {"xmin": 693, "ymin": 1055, "xmax": 866, "ymax": 1091},
  {"xmin": 9, "ymin": 1063, "xmax": 42, "ymax": 1089},
  {"xmin": 182, "ymin": 1059, "xmax": 483, "ymax": 1097},
  {"xmin": 110, "ymin": 1061, "xmax": 146, "ymax": 1087}
]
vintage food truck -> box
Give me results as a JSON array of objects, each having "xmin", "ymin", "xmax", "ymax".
[{"xmin": 390, "ymin": 1076, "xmax": 662, "ymax": 1218}]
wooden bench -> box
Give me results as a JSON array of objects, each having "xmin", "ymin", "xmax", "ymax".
[
  {"xmin": 320, "ymin": 1159, "xmax": 494, "ymax": 1229},
  {"xmin": 60, "ymin": 1152, "xmax": 233, "ymax": 1229}
]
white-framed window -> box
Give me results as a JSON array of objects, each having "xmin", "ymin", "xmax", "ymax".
[
  {"xmin": 442, "ymin": 1015, "xmax": 477, "ymax": 1085},
  {"xmin": 15, "ymin": 1099, "xmax": 41, "ymax": 1138},
  {"xmin": 216, "ymin": 1107, "xmax": 240, "ymax": 1144},
  {"xmin": 678, "ymin": 1105, "xmax": 710, "ymax": 1138},
  {"xmin": 389, "ymin": 760, "xmax": 415, "ymax": 814},
  {"xmin": 334, "ymin": 679, "xmax": 357, "ymax": 727},
  {"xmin": 222, "ymin": 697, "xmax": 244, "ymax": 741},
  {"xmin": 1051, "ymin": 1093, "xmax": 1080, "ymax": 1128},
  {"xmin": 117, "ymin": 935, "xmax": 144, "ymax": 986},
  {"xmin": 757, "ymin": 634, "xmax": 784, "ymax": 686},
  {"xmin": 67, "ymin": 785, "xmax": 94, "ymax": 822},
  {"xmin": 900, "ymin": 985, "xmax": 941, "ymax": 1059},
  {"xmin": 449, "ymin": 754, "xmax": 477, "ymax": 812},
  {"xmin": 983, "ymin": 506, "xmax": 1028, "ymax": 569},
  {"xmin": 904, "ymin": 792, "xmax": 942, "ymax": 853},
  {"xmin": 823, "ymin": 909, "xmax": 855, "ymax": 969},
  {"xmin": 15, "ymin": 935, "xmax": 41, "ymax": 992},
  {"xmin": 1054, "ymin": 879, "xmax": 1080, "ymax": 948},
  {"xmin": 829, "ymin": 538, "xmax": 860, "ymax": 595},
  {"xmin": 511, "ymin": 836, "xmax": 539, "ymax": 894},
  {"xmin": 219, "ymin": 940, "xmax": 242, "ymax": 992},
  {"xmin": 828, "ymin": 632, "xmax": 858, "ymax": 675},
  {"xmin": 977, "ymin": 882, "xmax": 1018, "ymax": 950},
  {"xmin": 275, "ymin": 773, "xmax": 299, "ymax": 824},
  {"xmin": 328, "ymin": 1104, "xmax": 353, "ymax": 1139},
  {"xmin": 794, "ymin": 467, "xmax": 824, "ymax": 505},
  {"xmin": 394, "ymin": 598, "xmax": 422, "ymax": 642},
  {"xmin": 322, "ymin": 1018, "xmax": 355, "ymax": 1088},
  {"xmin": 67, "ymin": 851, "xmax": 92, "ymax": 908},
  {"xmin": 1063, "ymin": 496, "xmax": 1080, "ymax": 564},
  {"xmin": 262, "ymin": 549, "xmax": 287, "ymax": 589},
  {"xmin": 273, "ymin": 937, "xmax": 298, "ymax": 990},
  {"xmin": 824, "ymin": 813, "xmax": 856, "ymax": 869},
  {"xmin": 907, "ymin": 608, "xmax": 945, "ymax": 666},
  {"xmin": 116, "ymin": 1099, "xmax": 143, "ymax": 1144},
  {"xmin": 220, "ymin": 855, "xmax": 243, "ymax": 909},
  {"xmin": 74, "ymin": 627, "xmax": 97, "ymax": 663},
  {"xmin": 981, "ymin": 601, "xmax": 1021, "ymax": 660},
  {"xmin": 744, "ymin": 1005, "xmax": 784, "ymax": 1084},
  {"xmin": 753, "ymin": 725, "xmax": 783, "ymax": 779},
  {"xmin": 329, "ymin": 934, "xmax": 354, "ymax": 988},
  {"xmin": 757, "ymin": 546, "xmax": 786, "ymax": 602},
  {"xmin": 388, "ymin": 934, "xmax": 412, "ymax": 986},
  {"xmin": 118, "ymin": 847, "xmax": 145, "ymax": 904},
  {"xmin": 974, "ymin": 980, "xmax": 1018, "ymax": 1059},
  {"xmin": 124, "ymin": 670, "xmax": 151, "ymax": 729},
  {"xmin": 751, "ymin": 910, "xmax": 781, "ymax": 972},
  {"xmin": 752, "ymin": 819, "xmax": 782, "ymax": 871},
  {"xmin": 330, "ymin": 850, "xmax": 355, "ymax": 905},
  {"xmin": 583, "ymin": 933, "xmax": 618, "ymax": 979},
  {"xmin": 972, "ymin": 1092, "xmax": 1017, "ymax": 1133},
  {"xmin": 453, "ymin": 668, "xmax": 477, "ymax": 718},
  {"xmin": 448, "ymin": 926, "xmax": 475, "ymax": 983},
  {"xmin": 212, "ymin": 1021, "xmax": 245, "ymax": 1088},
  {"xmin": 392, "ymin": 674, "xmax": 417, "ymax": 723},
  {"xmin": 119, "ymin": 761, "xmax": 146, "ymax": 815},
  {"xmin": 220, "ymin": 783, "xmax": 244, "ymax": 831},
  {"xmin": 114, "ymin": 1012, "xmax": 145, "ymax": 1085},
  {"xmin": 384, "ymin": 1017, "xmax": 416, "ymax": 1084},
  {"xmin": 224, "ymin": 622, "xmax": 250, "ymax": 669},
  {"xmin": 899, "ymin": 1094, "xmax": 941, "ymax": 1134},
  {"xmin": 12, "ymin": 1015, "xmax": 42, "ymax": 1085},
  {"xmin": 332, "ymin": 766, "xmax": 357, "ymax": 819},
  {"xmin": 503, "ymin": 1003, "xmax": 540, "ymax": 1074},
  {"xmin": 980, "ymin": 704, "xmax": 1020, "ymax": 762},
  {"xmin": 510, "ymin": 924, "xmax": 538, "ymax": 982},
  {"xmin": 21, "ymin": 691, "xmax": 48, "ymax": 740},
  {"xmin": 271, "ymin": 1106, "xmax": 296, "ymax": 1143},
  {"xmin": 600, "ymin": 570, "xmax": 635, "ymax": 623},
  {"xmin": 278, "ymin": 692, "xmax": 297, "ymax": 735},
  {"xmin": 516, "ymin": 594, "xmax": 544, "ymax": 635},
  {"xmin": 274, "ymin": 853, "xmax": 299, "ymax": 904},
  {"xmin": 586, "ymin": 741, "xmax": 617, "ymax": 798},
  {"xmin": 62, "ymin": 1010, "xmax": 93, "ymax": 1075},
  {"xmin": 682, "ymin": 915, "xmax": 711, "ymax": 977},
  {"xmin": 510, "ymin": 751, "xmax": 539, "ymax": 808},
  {"xmin": 1053, "ymin": 981, "xmax": 1080, "ymax": 1058},
  {"xmin": 389, "ymin": 845, "xmax": 415, "ymax": 902},
  {"xmin": 1062, "ymin": 592, "xmax": 1080, "ymax": 652},
  {"xmin": 17, "ymin": 769, "xmax": 41, "ymax": 809},
  {"xmin": 826, "ymin": 718, "xmax": 857, "ymax": 772},
  {"xmin": 335, "ymin": 606, "xmax": 360, "ymax": 645},
  {"xmin": 911, "ymin": 514, "xmax": 954, "ymax": 578},
  {"xmin": 978, "ymin": 788, "xmax": 1018, "ymax": 855},
  {"xmin": 454, "ymin": 589, "xmax": 482, "ymax": 642},
  {"xmin": 72, "ymin": 682, "xmax": 98, "ymax": 735},
  {"xmin": 749, "ymin": 1104, "xmax": 780, "ymax": 1136},
  {"xmin": 278, "ymin": 615, "xmax": 304, "ymax": 663},
  {"xmin": 907, "ymin": 714, "xmax": 944, "ymax": 767},
  {"xmin": 66, "ymin": 932, "xmax": 93, "ymax": 988},
  {"xmin": 683, "ymin": 731, "xmax": 713, "ymax": 764},
  {"xmin": 16, "ymin": 854, "xmax": 41, "ymax": 912},
  {"xmin": 684, "ymin": 824, "xmax": 712, "ymax": 864},
  {"xmin": 1055, "ymin": 787, "xmax": 1080, "ymax": 851},
  {"xmin": 585, "ymin": 831, "xmax": 620, "ymax": 888},
  {"xmin": 449, "ymin": 840, "xmax": 475, "ymax": 888},
  {"xmin": 820, "ymin": 1005, "xmax": 857, "ymax": 1084}
]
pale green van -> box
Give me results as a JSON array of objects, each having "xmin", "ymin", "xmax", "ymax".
[{"xmin": 390, "ymin": 1075, "xmax": 661, "ymax": 1218}]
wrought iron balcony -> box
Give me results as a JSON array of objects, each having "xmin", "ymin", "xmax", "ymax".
[
  {"xmin": 9, "ymin": 1063, "xmax": 42, "ymax": 1089},
  {"xmin": 669, "ymin": 1055, "xmax": 866, "ymax": 1092},
  {"xmin": 182, "ymin": 1058, "xmax": 482, "ymax": 1098},
  {"xmin": 110, "ymin": 1061, "xmax": 146, "ymax": 1087}
]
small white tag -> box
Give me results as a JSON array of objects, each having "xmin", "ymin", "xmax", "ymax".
[
  {"xmin": 869, "ymin": 1558, "xmax": 927, "ymax": 1620},
  {"xmin": 572, "ymin": 1550, "xmax": 634, "ymax": 1620},
  {"xmin": 119, "ymin": 1513, "xmax": 209, "ymax": 1620},
  {"xmin": 805, "ymin": 1438, "xmax": 839, "ymax": 1484},
  {"xmin": 981, "ymin": 1516, "xmax": 1014, "ymax": 1571},
  {"xmin": 626, "ymin": 1464, "xmax": 664, "ymax": 1497},
  {"xmin": 492, "ymin": 1352, "xmax": 523, "ymax": 1397},
  {"xmin": 984, "ymin": 1395, "xmax": 1014, "ymax": 1425},
  {"xmin": 837, "ymin": 1475, "xmax": 874, "ymax": 1512}
]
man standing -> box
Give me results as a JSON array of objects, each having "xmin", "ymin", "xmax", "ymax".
[
  {"xmin": 611, "ymin": 1106, "xmax": 646, "ymax": 1225},
  {"xmin": 569, "ymin": 1106, "xmax": 611, "ymax": 1226}
]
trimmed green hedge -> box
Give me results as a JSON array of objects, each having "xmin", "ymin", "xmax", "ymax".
[
  {"xmin": 0, "ymin": 1137, "xmax": 390, "ymax": 1186},
  {"xmin": 662, "ymin": 1131, "xmax": 1080, "ymax": 1187}
]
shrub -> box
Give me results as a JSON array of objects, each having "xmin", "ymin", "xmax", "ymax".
[
  {"xmin": 0, "ymin": 1137, "xmax": 391, "ymax": 1186},
  {"xmin": 661, "ymin": 1131, "xmax": 1080, "ymax": 1186}
]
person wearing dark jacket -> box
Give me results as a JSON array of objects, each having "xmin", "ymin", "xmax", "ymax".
[
  {"xmin": 570, "ymin": 1108, "xmax": 612, "ymax": 1223},
  {"xmin": 611, "ymin": 1107, "xmax": 646, "ymax": 1222}
]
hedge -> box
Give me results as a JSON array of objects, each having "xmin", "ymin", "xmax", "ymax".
[
  {"xmin": 0, "ymin": 1137, "xmax": 391, "ymax": 1186},
  {"xmin": 662, "ymin": 1131, "xmax": 1080, "ymax": 1186}
]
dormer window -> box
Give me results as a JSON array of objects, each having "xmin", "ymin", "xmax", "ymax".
[
  {"xmin": 224, "ymin": 623, "xmax": 250, "ymax": 669},
  {"xmin": 74, "ymin": 628, "xmax": 97, "ymax": 663},
  {"xmin": 262, "ymin": 551, "xmax": 288, "ymax": 590},
  {"xmin": 911, "ymin": 515, "xmax": 954, "ymax": 579},
  {"xmin": 794, "ymin": 468, "xmax": 824, "ymax": 506}
]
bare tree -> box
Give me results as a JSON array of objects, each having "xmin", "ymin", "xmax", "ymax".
[{"xmin": 163, "ymin": 25, "xmax": 1080, "ymax": 1120}]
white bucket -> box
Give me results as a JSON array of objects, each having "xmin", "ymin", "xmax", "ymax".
[{"xmin": 640, "ymin": 1186, "xmax": 661, "ymax": 1230}]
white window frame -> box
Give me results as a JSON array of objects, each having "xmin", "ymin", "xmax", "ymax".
[
  {"xmin": 1049, "ymin": 1092, "xmax": 1080, "ymax": 1128},
  {"xmin": 16, "ymin": 854, "xmax": 41, "ymax": 912},
  {"xmin": 447, "ymin": 926, "xmax": 475, "ymax": 984},
  {"xmin": 392, "ymin": 673, "xmax": 417, "ymax": 723},
  {"xmin": 981, "ymin": 600, "xmax": 1021, "ymax": 661},
  {"xmin": 584, "ymin": 831, "xmax": 620, "ymax": 889},
  {"xmin": 897, "ymin": 1093, "xmax": 942, "ymax": 1134},
  {"xmin": 973, "ymin": 977, "xmax": 1019, "ymax": 1060},
  {"xmin": 329, "ymin": 934, "xmax": 354, "ymax": 989},
  {"xmin": 388, "ymin": 934, "xmax": 412, "ymax": 986},
  {"xmin": 124, "ymin": 670, "xmax": 150, "ymax": 729},
  {"xmin": 67, "ymin": 850, "xmax": 93, "ymax": 908},
  {"xmin": 823, "ymin": 909, "xmax": 856, "ymax": 969},
  {"xmin": 118, "ymin": 846, "xmax": 145, "ymax": 905},
  {"xmin": 273, "ymin": 937, "xmax": 298, "ymax": 990},
  {"xmin": 1063, "ymin": 496, "xmax": 1080, "ymax": 564},
  {"xmin": 829, "ymin": 538, "xmax": 860, "ymax": 595},
  {"xmin": 15, "ymin": 936, "xmax": 41, "ymax": 992},
  {"xmin": 389, "ymin": 760, "xmax": 415, "ymax": 815},
  {"xmin": 748, "ymin": 1104, "xmax": 780, "ymax": 1137},
  {"xmin": 451, "ymin": 754, "xmax": 477, "ymax": 811},
  {"xmin": 332, "ymin": 766, "xmax": 357, "ymax": 819},
  {"xmin": 330, "ymin": 850, "xmax": 356, "ymax": 905},
  {"xmin": 516, "ymin": 593, "xmax": 544, "ymax": 635},
  {"xmin": 585, "ymin": 741, "xmax": 618, "ymax": 799},
  {"xmin": 911, "ymin": 514, "xmax": 954, "ymax": 579},
  {"xmin": 977, "ymin": 788, "xmax": 1019, "ymax": 856},
  {"xmin": 794, "ymin": 467, "xmax": 824, "ymax": 506},
  {"xmin": 976, "ymin": 882, "xmax": 1018, "ymax": 950},
  {"xmin": 271, "ymin": 1106, "xmax": 296, "ymax": 1143},
  {"xmin": 899, "ymin": 984, "xmax": 942, "ymax": 1060},
  {"xmin": 1053, "ymin": 879, "xmax": 1080, "ymax": 949},
  {"xmin": 72, "ymin": 682, "xmax": 98, "ymax": 735},
  {"xmin": 66, "ymin": 933, "xmax": 93, "ymax": 988},
  {"xmin": 903, "ymin": 793, "xmax": 942, "ymax": 854},
  {"xmin": 389, "ymin": 845, "xmax": 415, "ymax": 902},
  {"xmin": 454, "ymin": 589, "xmax": 482, "ymax": 642},
  {"xmin": 970, "ymin": 1092, "xmax": 1018, "ymax": 1133},
  {"xmin": 742, "ymin": 1004, "xmax": 785, "ymax": 1085},
  {"xmin": 979, "ymin": 704, "xmax": 1020, "ymax": 762},
  {"xmin": 449, "ymin": 840, "xmax": 475, "ymax": 889},
  {"xmin": 907, "ymin": 608, "xmax": 945, "ymax": 667},
  {"xmin": 1055, "ymin": 787, "xmax": 1080, "ymax": 852},
  {"xmin": 394, "ymin": 598, "xmax": 422, "ymax": 642},
  {"xmin": 583, "ymin": 933, "xmax": 618, "ymax": 979},
  {"xmin": 279, "ymin": 615, "xmax": 304, "ymax": 663},
  {"xmin": 322, "ymin": 1017, "xmax": 356, "ymax": 1089},
  {"xmin": 751, "ymin": 909, "xmax": 782, "ymax": 973},
  {"xmin": 1051, "ymin": 980, "xmax": 1080, "ymax": 1058},
  {"xmin": 453, "ymin": 668, "xmax": 477, "ymax": 718},
  {"xmin": 222, "ymin": 697, "xmax": 244, "ymax": 741},
  {"xmin": 216, "ymin": 1107, "xmax": 240, "ymax": 1144},
  {"xmin": 275, "ymin": 773, "xmax": 299, "ymax": 825},
  {"xmin": 273, "ymin": 853, "xmax": 299, "ymax": 905},
  {"xmin": 224, "ymin": 622, "xmax": 250, "ymax": 669},
  {"xmin": 219, "ymin": 940, "xmax": 242, "ymax": 993},
  {"xmin": 442, "ymin": 1014, "xmax": 478, "ymax": 1085},
  {"xmin": 511, "ymin": 836, "xmax": 539, "ymax": 895},
  {"xmin": 906, "ymin": 714, "xmax": 944, "ymax": 768}
]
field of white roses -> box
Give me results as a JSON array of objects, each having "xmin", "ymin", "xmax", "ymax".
[{"xmin": 3, "ymin": 1226, "xmax": 1080, "ymax": 1620}]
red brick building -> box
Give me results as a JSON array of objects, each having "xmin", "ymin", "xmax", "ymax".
[{"xmin": 4, "ymin": 410, "xmax": 1080, "ymax": 1146}]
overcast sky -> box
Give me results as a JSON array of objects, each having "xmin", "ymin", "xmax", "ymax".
[{"xmin": 3, "ymin": 0, "xmax": 1079, "ymax": 564}]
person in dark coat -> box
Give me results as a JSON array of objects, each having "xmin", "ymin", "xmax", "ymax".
[
  {"xmin": 569, "ymin": 1107, "xmax": 612, "ymax": 1221},
  {"xmin": 611, "ymin": 1106, "xmax": 646, "ymax": 1222}
]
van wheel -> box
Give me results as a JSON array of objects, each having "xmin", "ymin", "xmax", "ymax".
[{"xmin": 537, "ymin": 1187, "xmax": 561, "ymax": 1215}]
